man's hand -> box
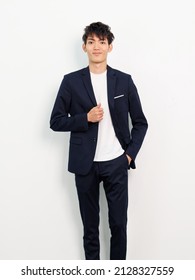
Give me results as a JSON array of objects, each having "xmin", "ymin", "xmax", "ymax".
[
  {"xmin": 87, "ymin": 104, "xmax": 104, "ymax": 123},
  {"xmin": 126, "ymin": 154, "xmax": 132, "ymax": 165}
]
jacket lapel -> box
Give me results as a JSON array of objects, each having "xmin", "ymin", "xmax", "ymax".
[
  {"xmin": 81, "ymin": 66, "xmax": 116, "ymax": 110},
  {"xmin": 81, "ymin": 67, "xmax": 97, "ymax": 106},
  {"xmin": 107, "ymin": 65, "xmax": 116, "ymax": 111}
]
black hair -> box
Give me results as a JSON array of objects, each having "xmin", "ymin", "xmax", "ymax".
[{"xmin": 82, "ymin": 22, "xmax": 114, "ymax": 45}]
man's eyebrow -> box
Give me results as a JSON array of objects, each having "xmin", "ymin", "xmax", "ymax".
[{"xmin": 87, "ymin": 37, "xmax": 106, "ymax": 41}]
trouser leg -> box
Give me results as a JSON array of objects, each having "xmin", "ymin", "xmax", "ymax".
[
  {"xmin": 102, "ymin": 154, "xmax": 128, "ymax": 260},
  {"xmin": 75, "ymin": 164, "xmax": 100, "ymax": 260}
]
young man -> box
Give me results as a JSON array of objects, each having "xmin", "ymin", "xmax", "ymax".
[{"xmin": 50, "ymin": 22, "xmax": 148, "ymax": 260}]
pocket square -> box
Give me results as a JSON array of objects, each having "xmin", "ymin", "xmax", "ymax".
[{"xmin": 114, "ymin": 94, "xmax": 124, "ymax": 99}]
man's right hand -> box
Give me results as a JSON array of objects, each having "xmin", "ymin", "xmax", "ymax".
[{"xmin": 87, "ymin": 104, "xmax": 104, "ymax": 123}]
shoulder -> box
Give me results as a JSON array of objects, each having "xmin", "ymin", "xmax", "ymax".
[
  {"xmin": 108, "ymin": 66, "xmax": 136, "ymax": 89},
  {"xmin": 63, "ymin": 67, "xmax": 87, "ymax": 80},
  {"xmin": 107, "ymin": 65, "xmax": 132, "ymax": 79}
]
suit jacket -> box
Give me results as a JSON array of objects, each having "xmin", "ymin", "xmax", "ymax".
[{"xmin": 50, "ymin": 65, "xmax": 148, "ymax": 175}]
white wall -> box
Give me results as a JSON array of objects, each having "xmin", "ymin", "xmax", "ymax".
[{"xmin": 0, "ymin": 0, "xmax": 195, "ymax": 259}]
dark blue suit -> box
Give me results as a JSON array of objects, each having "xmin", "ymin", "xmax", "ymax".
[{"xmin": 50, "ymin": 65, "xmax": 148, "ymax": 259}]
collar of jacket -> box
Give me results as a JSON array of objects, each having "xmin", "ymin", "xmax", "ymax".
[{"xmin": 81, "ymin": 65, "xmax": 116, "ymax": 108}]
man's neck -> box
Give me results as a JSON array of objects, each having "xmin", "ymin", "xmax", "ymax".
[{"xmin": 89, "ymin": 62, "xmax": 107, "ymax": 74}]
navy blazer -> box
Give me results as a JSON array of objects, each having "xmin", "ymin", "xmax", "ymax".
[{"xmin": 50, "ymin": 65, "xmax": 148, "ymax": 175}]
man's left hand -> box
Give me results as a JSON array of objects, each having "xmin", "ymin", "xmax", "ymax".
[{"xmin": 126, "ymin": 154, "xmax": 132, "ymax": 165}]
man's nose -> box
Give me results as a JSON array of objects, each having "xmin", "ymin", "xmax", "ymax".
[{"xmin": 94, "ymin": 42, "xmax": 100, "ymax": 49}]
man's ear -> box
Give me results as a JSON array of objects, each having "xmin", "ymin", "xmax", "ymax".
[
  {"xmin": 82, "ymin": 44, "xmax": 87, "ymax": 52},
  {"xmin": 108, "ymin": 44, "xmax": 113, "ymax": 53}
]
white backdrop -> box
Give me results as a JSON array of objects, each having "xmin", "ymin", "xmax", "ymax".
[{"xmin": 0, "ymin": 0, "xmax": 195, "ymax": 260}]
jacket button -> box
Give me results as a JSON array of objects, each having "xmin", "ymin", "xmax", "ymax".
[{"xmin": 93, "ymin": 138, "xmax": 96, "ymax": 142}]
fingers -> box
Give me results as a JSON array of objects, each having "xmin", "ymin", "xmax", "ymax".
[
  {"xmin": 93, "ymin": 105, "xmax": 104, "ymax": 122},
  {"xmin": 87, "ymin": 104, "xmax": 104, "ymax": 123},
  {"xmin": 96, "ymin": 104, "xmax": 104, "ymax": 120}
]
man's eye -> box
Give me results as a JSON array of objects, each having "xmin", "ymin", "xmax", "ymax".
[
  {"xmin": 88, "ymin": 41, "xmax": 93, "ymax": 44},
  {"xmin": 100, "ymin": 41, "xmax": 106, "ymax": 44}
]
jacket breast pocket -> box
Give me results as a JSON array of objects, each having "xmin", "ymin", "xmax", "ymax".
[{"xmin": 114, "ymin": 94, "xmax": 128, "ymax": 113}]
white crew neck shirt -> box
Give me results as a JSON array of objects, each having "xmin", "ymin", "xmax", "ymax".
[{"xmin": 90, "ymin": 71, "xmax": 124, "ymax": 161}]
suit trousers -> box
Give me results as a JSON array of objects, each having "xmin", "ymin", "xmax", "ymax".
[{"xmin": 75, "ymin": 153, "xmax": 129, "ymax": 260}]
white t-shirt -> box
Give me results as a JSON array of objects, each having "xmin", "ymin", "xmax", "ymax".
[{"xmin": 90, "ymin": 71, "xmax": 124, "ymax": 161}]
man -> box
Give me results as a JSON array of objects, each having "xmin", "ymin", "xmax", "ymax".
[{"xmin": 50, "ymin": 22, "xmax": 148, "ymax": 260}]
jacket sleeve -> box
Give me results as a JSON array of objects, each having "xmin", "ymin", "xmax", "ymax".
[
  {"xmin": 50, "ymin": 76, "xmax": 89, "ymax": 132},
  {"xmin": 126, "ymin": 76, "xmax": 148, "ymax": 168}
]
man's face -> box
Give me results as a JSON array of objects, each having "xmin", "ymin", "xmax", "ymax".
[{"xmin": 82, "ymin": 34, "xmax": 112, "ymax": 64}]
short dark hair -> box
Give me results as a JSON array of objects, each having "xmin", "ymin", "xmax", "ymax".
[{"xmin": 82, "ymin": 22, "xmax": 114, "ymax": 45}]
